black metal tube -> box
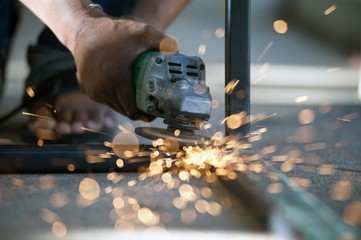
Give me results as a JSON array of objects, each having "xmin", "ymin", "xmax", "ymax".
[
  {"xmin": 225, "ymin": 0, "xmax": 250, "ymax": 136},
  {"xmin": 0, "ymin": 144, "xmax": 150, "ymax": 173}
]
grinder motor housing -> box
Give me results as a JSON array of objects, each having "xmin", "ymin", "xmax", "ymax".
[{"xmin": 133, "ymin": 51, "xmax": 212, "ymax": 131}]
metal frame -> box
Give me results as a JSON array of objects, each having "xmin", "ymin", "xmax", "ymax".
[{"xmin": 225, "ymin": 0, "xmax": 250, "ymax": 136}]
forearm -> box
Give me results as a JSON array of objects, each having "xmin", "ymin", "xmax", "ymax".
[
  {"xmin": 131, "ymin": 0, "xmax": 190, "ymax": 32},
  {"xmin": 19, "ymin": 0, "xmax": 106, "ymax": 52},
  {"xmin": 19, "ymin": 0, "xmax": 188, "ymax": 53}
]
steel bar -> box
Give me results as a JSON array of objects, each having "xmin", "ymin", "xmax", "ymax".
[
  {"xmin": 0, "ymin": 144, "xmax": 150, "ymax": 173},
  {"xmin": 225, "ymin": 0, "xmax": 250, "ymax": 136}
]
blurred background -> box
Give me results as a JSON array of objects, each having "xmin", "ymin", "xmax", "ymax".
[
  {"xmin": 167, "ymin": 0, "xmax": 360, "ymax": 105},
  {"xmin": 0, "ymin": 0, "xmax": 360, "ymax": 142}
]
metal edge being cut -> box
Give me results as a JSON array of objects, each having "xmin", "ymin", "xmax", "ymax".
[{"xmin": 135, "ymin": 127, "xmax": 209, "ymax": 146}]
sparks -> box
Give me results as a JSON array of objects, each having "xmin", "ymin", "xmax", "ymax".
[
  {"xmin": 26, "ymin": 86, "xmax": 35, "ymax": 98},
  {"xmin": 273, "ymin": 20, "xmax": 288, "ymax": 34},
  {"xmin": 324, "ymin": 5, "xmax": 336, "ymax": 15},
  {"xmin": 81, "ymin": 127, "xmax": 111, "ymax": 135},
  {"xmin": 336, "ymin": 118, "xmax": 351, "ymax": 123},
  {"xmin": 118, "ymin": 124, "xmax": 130, "ymax": 133},
  {"xmin": 257, "ymin": 41, "xmax": 273, "ymax": 61},
  {"xmin": 22, "ymin": 112, "xmax": 54, "ymax": 120},
  {"xmin": 225, "ymin": 79, "xmax": 239, "ymax": 95},
  {"xmin": 295, "ymin": 95, "xmax": 308, "ymax": 103},
  {"xmin": 198, "ymin": 44, "xmax": 206, "ymax": 55}
]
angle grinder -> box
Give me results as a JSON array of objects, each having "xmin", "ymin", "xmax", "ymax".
[{"xmin": 133, "ymin": 51, "xmax": 212, "ymax": 145}]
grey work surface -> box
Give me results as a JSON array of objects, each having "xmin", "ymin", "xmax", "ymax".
[
  {"xmin": 251, "ymin": 104, "xmax": 361, "ymax": 232},
  {"xmin": 0, "ymin": 173, "xmax": 267, "ymax": 240},
  {"xmin": 1, "ymin": 104, "xmax": 361, "ymax": 240}
]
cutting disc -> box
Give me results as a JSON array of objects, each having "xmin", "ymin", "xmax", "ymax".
[{"xmin": 135, "ymin": 127, "xmax": 209, "ymax": 146}]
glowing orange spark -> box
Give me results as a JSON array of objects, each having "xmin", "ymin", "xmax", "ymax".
[
  {"xmin": 117, "ymin": 124, "xmax": 130, "ymax": 133},
  {"xmin": 11, "ymin": 178, "xmax": 24, "ymax": 187},
  {"xmin": 327, "ymin": 67, "xmax": 340, "ymax": 72},
  {"xmin": 298, "ymin": 109, "xmax": 315, "ymax": 125},
  {"xmin": 215, "ymin": 28, "xmax": 225, "ymax": 39},
  {"xmin": 295, "ymin": 95, "xmax": 308, "ymax": 103},
  {"xmin": 336, "ymin": 118, "xmax": 350, "ymax": 123},
  {"xmin": 193, "ymin": 80, "xmax": 207, "ymax": 95},
  {"xmin": 207, "ymin": 201, "xmax": 222, "ymax": 216},
  {"xmin": 174, "ymin": 129, "xmax": 181, "ymax": 137},
  {"xmin": 104, "ymin": 141, "xmax": 112, "ymax": 147},
  {"xmin": 273, "ymin": 20, "xmax": 288, "ymax": 34},
  {"xmin": 198, "ymin": 44, "xmax": 206, "ymax": 55},
  {"xmin": 37, "ymin": 139, "xmax": 44, "ymax": 147},
  {"xmin": 257, "ymin": 41, "xmax": 273, "ymax": 61},
  {"xmin": 22, "ymin": 112, "xmax": 54, "ymax": 120},
  {"xmin": 116, "ymin": 159, "xmax": 124, "ymax": 168},
  {"xmin": 26, "ymin": 86, "xmax": 35, "ymax": 98},
  {"xmin": 49, "ymin": 192, "xmax": 69, "ymax": 208},
  {"xmin": 330, "ymin": 180, "xmax": 352, "ymax": 201},
  {"xmin": 324, "ymin": 5, "xmax": 336, "ymax": 15},
  {"xmin": 67, "ymin": 164, "xmax": 75, "ymax": 172},
  {"xmin": 112, "ymin": 132, "xmax": 139, "ymax": 159},
  {"xmin": 267, "ymin": 183, "xmax": 283, "ymax": 193},
  {"xmin": 225, "ymin": 79, "xmax": 239, "ymax": 95},
  {"xmin": 52, "ymin": 221, "xmax": 67, "ymax": 238},
  {"xmin": 343, "ymin": 201, "xmax": 361, "ymax": 226},
  {"xmin": 40, "ymin": 208, "xmax": 60, "ymax": 224},
  {"xmin": 79, "ymin": 178, "xmax": 100, "ymax": 201},
  {"xmin": 81, "ymin": 127, "xmax": 111, "ymax": 135},
  {"xmin": 318, "ymin": 164, "xmax": 336, "ymax": 175}
]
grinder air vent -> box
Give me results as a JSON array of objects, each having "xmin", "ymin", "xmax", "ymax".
[
  {"xmin": 186, "ymin": 64, "xmax": 199, "ymax": 77},
  {"xmin": 168, "ymin": 61, "xmax": 182, "ymax": 76}
]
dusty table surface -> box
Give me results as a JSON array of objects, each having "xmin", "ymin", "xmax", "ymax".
[{"xmin": 0, "ymin": 172, "xmax": 269, "ymax": 240}]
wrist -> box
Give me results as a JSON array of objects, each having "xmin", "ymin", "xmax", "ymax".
[
  {"xmin": 129, "ymin": 0, "xmax": 191, "ymax": 32},
  {"xmin": 64, "ymin": 3, "xmax": 108, "ymax": 53},
  {"xmin": 129, "ymin": 14, "xmax": 164, "ymax": 32}
]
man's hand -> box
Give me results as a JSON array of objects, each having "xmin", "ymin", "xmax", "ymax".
[{"xmin": 72, "ymin": 16, "xmax": 179, "ymax": 120}]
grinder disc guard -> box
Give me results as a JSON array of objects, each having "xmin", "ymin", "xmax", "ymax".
[{"xmin": 135, "ymin": 127, "xmax": 209, "ymax": 146}]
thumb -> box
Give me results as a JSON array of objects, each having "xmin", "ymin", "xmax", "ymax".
[
  {"xmin": 159, "ymin": 36, "xmax": 179, "ymax": 52},
  {"xmin": 145, "ymin": 27, "xmax": 179, "ymax": 53}
]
